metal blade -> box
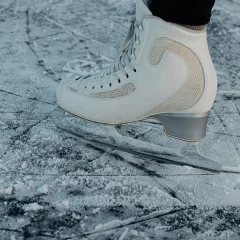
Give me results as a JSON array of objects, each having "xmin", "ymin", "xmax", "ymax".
[{"xmin": 51, "ymin": 107, "xmax": 222, "ymax": 173}]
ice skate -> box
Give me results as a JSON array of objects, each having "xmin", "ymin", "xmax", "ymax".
[
  {"xmin": 57, "ymin": 0, "xmax": 217, "ymax": 142},
  {"xmin": 54, "ymin": 0, "xmax": 240, "ymax": 173},
  {"xmin": 52, "ymin": 107, "xmax": 240, "ymax": 173}
]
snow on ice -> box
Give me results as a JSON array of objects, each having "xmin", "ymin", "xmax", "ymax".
[{"xmin": 0, "ymin": 0, "xmax": 240, "ymax": 239}]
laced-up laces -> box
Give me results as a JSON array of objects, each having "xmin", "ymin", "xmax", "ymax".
[{"xmin": 75, "ymin": 19, "xmax": 143, "ymax": 86}]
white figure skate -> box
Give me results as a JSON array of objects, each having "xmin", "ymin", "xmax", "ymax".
[{"xmin": 54, "ymin": 0, "xmax": 240, "ymax": 173}]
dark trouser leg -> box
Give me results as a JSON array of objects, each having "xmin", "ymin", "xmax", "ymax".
[{"xmin": 149, "ymin": 0, "xmax": 216, "ymax": 26}]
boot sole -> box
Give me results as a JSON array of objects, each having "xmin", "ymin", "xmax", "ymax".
[{"xmin": 59, "ymin": 106, "xmax": 209, "ymax": 142}]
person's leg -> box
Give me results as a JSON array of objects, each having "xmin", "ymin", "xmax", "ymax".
[{"xmin": 149, "ymin": 0, "xmax": 215, "ymax": 30}]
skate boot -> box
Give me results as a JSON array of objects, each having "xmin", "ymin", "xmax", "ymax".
[{"xmin": 57, "ymin": 0, "xmax": 217, "ymax": 142}]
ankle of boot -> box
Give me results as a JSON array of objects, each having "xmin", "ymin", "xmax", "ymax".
[{"xmin": 181, "ymin": 24, "xmax": 207, "ymax": 31}]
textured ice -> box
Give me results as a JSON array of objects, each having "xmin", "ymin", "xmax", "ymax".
[
  {"xmin": 23, "ymin": 203, "xmax": 44, "ymax": 212},
  {"xmin": 0, "ymin": 0, "xmax": 240, "ymax": 239}
]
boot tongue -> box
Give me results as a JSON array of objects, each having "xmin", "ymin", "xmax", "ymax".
[{"xmin": 136, "ymin": 0, "xmax": 152, "ymax": 22}]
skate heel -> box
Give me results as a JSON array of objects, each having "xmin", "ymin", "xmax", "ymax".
[{"xmin": 153, "ymin": 112, "xmax": 210, "ymax": 142}]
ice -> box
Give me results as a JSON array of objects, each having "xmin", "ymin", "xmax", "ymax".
[
  {"xmin": 0, "ymin": 187, "xmax": 13, "ymax": 195},
  {"xmin": 0, "ymin": 0, "xmax": 240, "ymax": 239},
  {"xmin": 222, "ymin": 166, "xmax": 240, "ymax": 173},
  {"xmin": 37, "ymin": 184, "xmax": 49, "ymax": 194},
  {"xmin": 118, "ymin": 228, "xmax": 129, "ymax": 240},
  {"xmin": 22, "ymin": 203, "xmax": 44, "ymax": 211}
]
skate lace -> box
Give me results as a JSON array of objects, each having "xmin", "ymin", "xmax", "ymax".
[{"xmin": 76, "ymin": 19, "xmax": 142, "ymax": 84}]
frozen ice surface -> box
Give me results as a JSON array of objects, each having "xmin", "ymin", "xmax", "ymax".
[{"xmin": 0, "ymin": 0, "xmax": 240, "ymax": 239}]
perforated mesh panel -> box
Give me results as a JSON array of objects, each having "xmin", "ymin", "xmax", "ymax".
[
  {"xmin": 90, "ymin": 83, "xmax": 136, "ymax": 99},
  {"xmin": 146, "ymin": 38, "xmax": 205, "ymax": 115}
]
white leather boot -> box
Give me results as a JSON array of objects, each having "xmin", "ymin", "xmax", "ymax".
[{"xmin": 57, "ymin": 0, "xmax": 217, "ymax": 142}]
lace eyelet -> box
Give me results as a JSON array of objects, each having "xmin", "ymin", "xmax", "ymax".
[
  {"xmin": 92, "ymin": 87, "xmax": 95, "ymax": 89},
  {"xmin": 126, "ymin": 74, "xmax": 129, "ymax": 78},
  {"xmin": 109, "ymin": 83, "xmax": 112, "ymax": 87},
  {"xmin": 118, "ymin": 79, "xmax": 121, "ymax": 83},
  {"xmin": 133, "ymin": 68, "xmax": 136, "ymax": 73},
  {"xmin": 101, "ymin": 85, "xmax": 103, "ymax": 88}
]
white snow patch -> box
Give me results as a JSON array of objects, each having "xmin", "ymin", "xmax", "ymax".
[
  {"xmin": 130, "ymin": 230, "xmax": 139, "ymax": 236},
  {"xmin": 222, "ymin": 166, "xmax": 240, "ymax": 173},
  {"xmin": 61, "ymin": 199, "xmax": 69, "ymax": 208},
  {"xmin": 118, "ymin": 228, "xmax": 129, "ymax": 240},
  {"xmin": 72, "ymin": 213, "xmax": 81, "ymax": 220},
  {"xmin": 37, "ymin": 184, "xmax": 49, "ymax": 194},
  {"xmin": 21, "ymin": 161, "xmax": 27, "ymax": 169},
  {"xmin": 14, "ymin": 181, "xmax": 26, "ymax": 190},
  {"xmin": 23, "ymin": 203, "xmax": 44, "ymax": 211},
  {"xmin": 5, "ymin": 187, "xmax": 13, "ymax": 195},
  {"xmin": 95, "ymin": 223, "xmax": 103, "ymax": 230},
  {"xmin": 0, "ymin": 187, "xmax": 13, "ymax": 195},
  {"xmin": 10, "ymin": 235, "xmax": 16, "ymax": 240},
  {"xmin": 92, "ymin": 208, "xmax": 100, "ymax": 214},
  {"xmin": 184, "ymin": 166, "xmax": 193, "ymax": 171},
  {"xmin": 16, "ymin": 218, "xmax": 31, "ymax": 227}
]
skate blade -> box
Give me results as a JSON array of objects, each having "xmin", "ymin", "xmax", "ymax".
[
  {"xmin": 51, "ymin": 107, "xmax": 226, "ymax": 173},
  {"xmin": 57, "ymin": 104, "xmax": 207, "ymax": 142}
]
